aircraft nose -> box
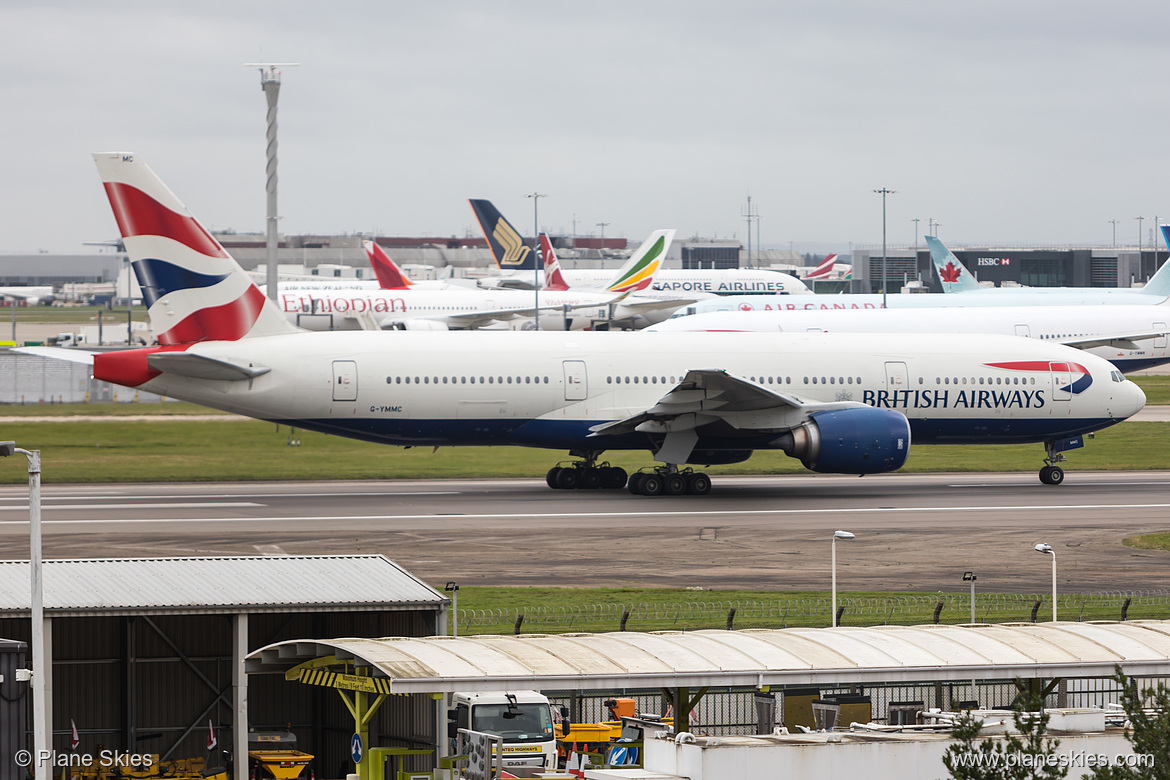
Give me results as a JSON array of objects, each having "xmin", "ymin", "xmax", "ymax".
[{"xmin": 1118, "ymin": 379, "xmax": 1146, "ymax": 420}]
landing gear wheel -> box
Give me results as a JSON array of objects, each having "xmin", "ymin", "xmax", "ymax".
[
  {"xmin": 554, "ymin": 467, "xmax": 579, "ymax": 490},
  {"xmin": 1039, "ymin": 465, "xmax": 1064, "ymax": 485},
  {"xmin": 640, "ymin": 473, "xmax": 664, "ymax": 495},
  {"xmin": 546, "ymin": 467, "xmax": 562, "ymax": 489},
  {"xmin": 686, "ymin": 472, "xmax": 712, "ymax": 495},
  {"xmin": 579, "ymin": 468, "xmax": 602, "ymax": 489},
  {"xmin": 628, "ymin": 472, "xmax": 647, "ymax": 495},
  {"xmin": 601, "ymin": 466, "xmax": 628, "ymax": 490},
  {"xmin": 664, "ymin": 474, "xmax": 687, "ymax": 495}
]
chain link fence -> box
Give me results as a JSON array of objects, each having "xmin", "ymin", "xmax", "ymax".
[{"xmin": 456, "ymin": 590, "xmax": 1170, "ymax": 635}]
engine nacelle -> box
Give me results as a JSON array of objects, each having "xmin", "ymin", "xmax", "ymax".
[
  {"xmin": 776, "ymin": 408, "xmax": 910, "ymax": 475},
  {"xmin": 382, "ymin": 319, "xmax": 450, "ymax": 331}
]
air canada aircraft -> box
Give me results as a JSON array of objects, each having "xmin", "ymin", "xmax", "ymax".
[
  {"xmin": 927, "ymin": 235, "xmax": 1170, "ymax": 301},
  {"xmin": 27, "ymin": 153, "xmax": 1144, "ymax": 495},
  {"xmin": 650, "ymin": 303, "xmax": 1170, "ymax": 374}
]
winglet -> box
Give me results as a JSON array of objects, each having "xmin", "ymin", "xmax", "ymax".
[
  {"xmin": 605, "ymin": 229, "xmax": 676, "ymax": 293},
  {"xmin": 539, "ymin": 233, "xmax": 571, "ymax": 291},
  {"xmin": 364, "ymin": 240, "xmax": 413, "ymax": 290},
  {"xmin": 469, "ymin": 199, "xmax": 538, "ymax": 271},
  {"xmin": 925, "ymin": 236, "xmax": 982, "ymax": 293}
]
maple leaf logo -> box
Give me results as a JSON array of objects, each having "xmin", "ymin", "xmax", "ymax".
[
  {"xmin": 738, "ymin": 302, "xmax": 754, "ymax": 311},
  {"xmin": 940, "ymin": 262, "xmax": 963, "ymax": 283}
]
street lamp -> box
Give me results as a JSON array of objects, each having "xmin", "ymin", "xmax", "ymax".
[
  {"xmin": 831, "ymin": 530, "xmax": 855, "ymax": 627},
  {"xmin": 874, "ymin": 189, "xmax": 896, "ymax": 307},
  {"xmin": 1, "ymin": 441, "xmax": 45, "ymax": 780},
  {"xmin": 1034, "ymin": 543, "xmax": 1057, "ymax": 622},
  {"xmin": 962, "ymin": 571, "xmax": 977, "ymax": 624},
  {"xmin": 444, "ymin": 581, "xmax": 460, "ymax": 637},
  {"xmin": 525, "ymin": 193, "xmax": 547, "ymax": 330}
]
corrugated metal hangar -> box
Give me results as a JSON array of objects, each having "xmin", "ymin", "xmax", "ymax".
[{"xmin": 0, "ymin": 556, "xmax": 447, "ymax": 780}]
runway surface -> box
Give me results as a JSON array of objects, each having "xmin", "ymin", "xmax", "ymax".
[{"xmin": 0, "ymin": 472, "xmax": 1166, "ymax": 594}]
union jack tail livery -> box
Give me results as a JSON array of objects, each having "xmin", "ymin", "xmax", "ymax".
[
  {"xmin": 363, "ymin": 240, "xmax": 413, "ymax": 290},
  {"xmin": 802, "ymin": 254, "xmax": 837, "ymax": 280},
  {"xmin": 93, "ymin": 152, "xmax": 297, "ymax": 345},
  {"xmin": 602, "ymin": 229, "xmax": 675, "ymax": 293},
  {"xmin": 539, "ymin": 233, "xmax": 571, "ymax": 291},
  {"xmin": 925, "ymin": 236, "xmax": 982, "ymax": 293}
]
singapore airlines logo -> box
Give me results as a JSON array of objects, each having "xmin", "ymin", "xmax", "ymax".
[{"xmin": 493, "ymin": 221, "xmax": 531, "ymax": 267}]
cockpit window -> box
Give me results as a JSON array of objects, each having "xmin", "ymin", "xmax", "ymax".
[{"xmin": 1111, "ymin": 370, "xmax": 1125, "ymax": 383}]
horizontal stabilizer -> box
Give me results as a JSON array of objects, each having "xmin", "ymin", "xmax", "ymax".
[
  {"xmin": 147, "ymin": 351, "xmax": 271, "ymax": 381},
  {"xmin": 13, "ymin": 346, "xmax": 96, "ymax": 366}
]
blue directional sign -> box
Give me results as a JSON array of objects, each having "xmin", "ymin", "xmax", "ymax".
[{"xmin": 351, "ymin": 733, "xmax": 363, "ymax": 764}]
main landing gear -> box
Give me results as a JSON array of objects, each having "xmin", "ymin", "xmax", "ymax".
[
  {"xmin": 546, "ymin": 459, "xmax": 628, "ymax": 490},
  {"xmin": 628, "ymin": 466, "xmax": 712, "ymax": 496},
  {"xmin": 1040, "ymin": 440, "xmax": 1066, "ymax": 485}
]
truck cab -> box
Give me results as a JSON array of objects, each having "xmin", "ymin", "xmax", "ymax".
[{"xmin": 448, "ymin": 691, "xmax": 560, "ymax": 772}]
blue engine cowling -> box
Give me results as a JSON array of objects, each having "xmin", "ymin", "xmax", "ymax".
[{"xmin": 780, "ymin": 408, "xmax": 910, "ymax": 474}]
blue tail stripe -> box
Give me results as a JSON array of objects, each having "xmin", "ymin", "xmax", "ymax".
[{"xmin": 133, "ymin": 258, "xmax": 229, "ymax": 307}]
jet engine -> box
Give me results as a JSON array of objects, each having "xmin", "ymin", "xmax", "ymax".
[{"xmin": 774, "ymin": 408, "xmax": 910, "ymax": 474}]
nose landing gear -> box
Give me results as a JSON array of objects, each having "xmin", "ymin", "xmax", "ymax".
[{"xmin": 1040, "ymin": 440, "xmax": 1068, "ymax": 485}]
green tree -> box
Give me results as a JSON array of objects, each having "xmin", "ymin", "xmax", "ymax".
[
  {"xmin": 942, "ymin": 688, "xmax": 1068, "ymax": 780},
  {"xmin": 1087, "ymin": 666, "xmax": 1170, "ymax": 780}
]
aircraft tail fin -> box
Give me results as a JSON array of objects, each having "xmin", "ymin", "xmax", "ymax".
[
  {"xmin": 605, "ymin": 229, "xmax": 676, "ymax": 293},
  {"xmin": 539, "ymin": 233, "xmax": 571, "ymax": 291},
  {"xmin": 469, "ymin": 199, "xmax": 538, "ymax": 271},
  {"xmin": 925, "ymin": 236, "xmax": 983, "ymax": 293},
  {"xmin": 93, "ymin": 152, "xmax": 297, "ymax": 345},
  {"xmin": 364, "ymin": 240, "xmax": 413, "ymax": 290},
  {"xmin": 803, "ymin": 254, "xmax": 837, "ymax": 280},
  {"xmin": 1147, "ymin": 226, "xmax": 1170, "ymax": 297}
]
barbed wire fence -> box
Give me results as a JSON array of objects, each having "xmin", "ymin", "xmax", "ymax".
[{"xmin": 456, "ymin": 589, "xmax": 1170, "ymax": 635}]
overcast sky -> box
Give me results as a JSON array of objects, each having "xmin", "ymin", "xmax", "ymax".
[{"xmin": 4, "ymin": 1, "xmax": 1170, "ymax": 255}]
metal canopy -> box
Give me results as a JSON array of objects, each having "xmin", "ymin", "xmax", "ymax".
[
  {"xmin": 0, "ymin": 555, "xmax": 444, "ymax": 617},
  {"xmin": 246, "ymin": 620, "xmax": 1170, "ymax": 693}
]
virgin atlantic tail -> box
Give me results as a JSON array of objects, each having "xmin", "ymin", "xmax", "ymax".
[
  {"xmin": 94, "ymin": 152, "xmax": 297, "ymax": 345},
  {"xmin": 539, "ymin": 233, "xmax": 571, "ymax": 291}
]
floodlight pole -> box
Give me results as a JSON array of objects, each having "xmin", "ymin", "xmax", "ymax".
[
  {"xmin": 831, "ymin": 531, "xmax": 854, "ymax": 627},
  {"xmin": 1034, "ymin": 543, "xmax": 1057, "ymax": 622},
  {"xmin": 444, "ymin": 582, "xmax": 460, "ymax": 637},
  {"xmin": 2, "ymin": 443, "xmax": 45, "ymax": 780},
  {"xmin": 874, "ymin": 189, "xmax": 896, "ymax": 308},
  {"xmin": 525, "ymin": 193, "xmax": 547, "ymax": 330}
]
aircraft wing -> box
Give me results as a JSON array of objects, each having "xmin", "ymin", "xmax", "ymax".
[
  {"xmin": 400, "ymin": 297, "xmax": 631, "ymax": 330},
  {"xmin": 589, "ymin": 368, "xmax": 868, "ymax": 463},
  {"xmin": 1061, "ymin": 330, "xmax": 1168, "ymax": 351}
]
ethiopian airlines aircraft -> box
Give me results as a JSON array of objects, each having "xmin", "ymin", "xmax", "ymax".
[
  {"xmin": 279, "ymin": 229, "xmax": 683, "ymax": 331},
  {"xmin": 27, "ymin": 153, "xmax": 1144, "ymax": 494}
]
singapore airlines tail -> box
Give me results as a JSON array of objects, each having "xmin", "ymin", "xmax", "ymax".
[
  {"xmin": 925, "ymin": 236, "xmax": 984, "ymax": 293},
  {"xmin": 469, "ymin": 198, "xmax": 539, "ymax": 271},
  {"xmin": 363, "ymin": 240, "xmax": 413, "ymax": 290}
]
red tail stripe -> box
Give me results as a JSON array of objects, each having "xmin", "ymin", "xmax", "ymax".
[
  {"xmin": 103, "ymin": 183, "xmax": 229, "ymax": 259},
  {"xmin": 157, "ymin": 285, "xmax": 268, "ymax": 345}
]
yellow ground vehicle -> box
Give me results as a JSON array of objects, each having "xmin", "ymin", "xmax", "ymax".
[{"xmin": 248, "ymin": 730, "xmax": 314, "ymax": 780}]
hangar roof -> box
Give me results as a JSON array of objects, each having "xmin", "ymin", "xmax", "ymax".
[
  {"xmin": 246, "ymin": 621, "xmax": 1170, "ymax": 692},
  {"xmin": 0, "ymin": 555, "xmax": 444, "ymax": 617}
]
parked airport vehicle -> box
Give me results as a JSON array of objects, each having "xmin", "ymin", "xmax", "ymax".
[
  {"xmin": 449, "ymin": 691, "xmax": 561, "ymax": 773},
  {"xmin": 27, "ymin": 153, "xmax": 1142, "ymax": 496}
]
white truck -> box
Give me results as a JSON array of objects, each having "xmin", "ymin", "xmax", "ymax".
[{"xmin": 448, "ymin": 691, "xmax": 564, "ymax": 773}]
